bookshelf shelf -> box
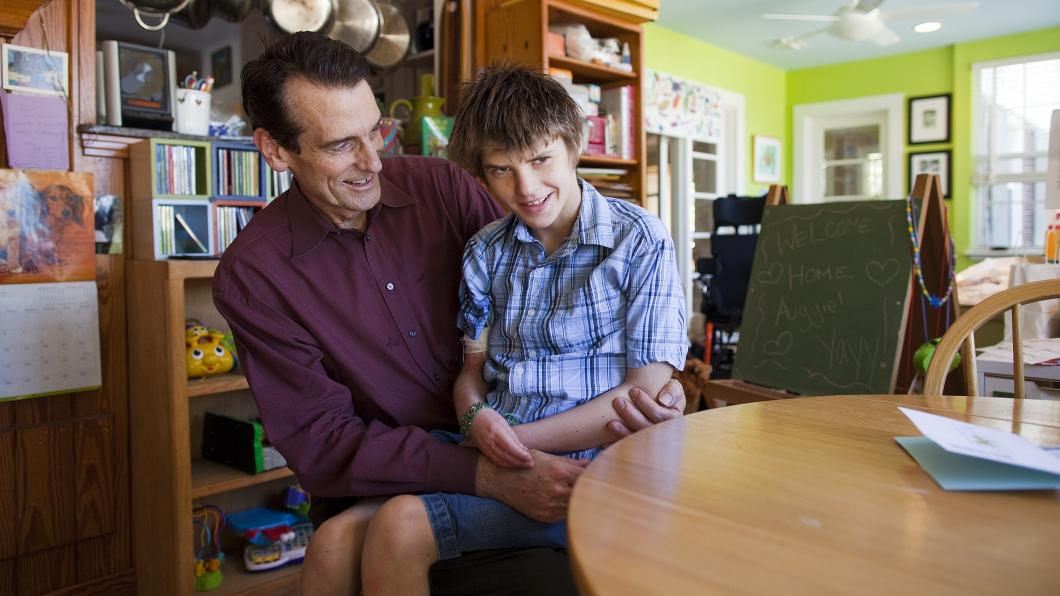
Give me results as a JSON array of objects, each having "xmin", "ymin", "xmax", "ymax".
[
  {"xmin": 213, "ymin": 549, "xmax": 301, "ymax": 595},
  {"xmin": 547, "ymin": 53, "xmax": 636, "ymax": 83},
  {"xmin": 190, "ymin": 458, "xmax": 295, "ymax": 499},
  {"xmin": 188, "ymin": 372, "xmax": 250, "ymax": 398},
  {"xmin": 578, "ymin": 154, "xmax": 637, "ymax": 166}
]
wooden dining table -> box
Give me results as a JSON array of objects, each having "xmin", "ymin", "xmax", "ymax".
[{"xmin": 568, "ymin": 395, "xmax": 1060, "ymax": 595}]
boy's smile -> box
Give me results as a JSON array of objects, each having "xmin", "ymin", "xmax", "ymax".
[{"xmin": 481, "ymin": 138, "xmax": 582, "ymax": 254}]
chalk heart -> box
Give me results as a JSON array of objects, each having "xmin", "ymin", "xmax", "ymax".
[
  {"xmin": 866, "ymin": 259, "xmax": 900, "ymax": 287},
  {"xmin": 762, "ymin": 331, "xmax": 793, "ymax": 356},
  {"xmin": 756, "ymin": 262, "xmax": 783, "ymax": 285}
]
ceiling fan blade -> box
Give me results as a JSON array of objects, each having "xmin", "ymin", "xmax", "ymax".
[
  {"xmin": 769, "ymin": 28, "xmax": 827, "ymax": 51},
  {"xmin": 762, "ymin": 13, "xmax": 840, "ymax": 22},
  {"xmin": 870, "ymin": 25, "xmax": 901, "ymax": 46},
  {"xmin": 881, "ymin": 2, "xmax": 978, "ymax": 22},
  {"xmin": 855, "ymin": 0, "xmax": 886, "ymax": 12}
]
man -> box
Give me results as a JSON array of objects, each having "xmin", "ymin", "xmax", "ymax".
[{"xmin": 213, "ymin": 32, "xmax": 686, "ymax": 595}]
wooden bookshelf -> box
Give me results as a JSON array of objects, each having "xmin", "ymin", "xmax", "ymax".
[
  {"xmin": 191, "ymin": 458, "xmax": 295, "ymax": 499},
  {"xmin": 128, "ymin": 258, "xmax": 300, "ymax": 594},
  {"xmin": 188, "ymin": 372, "xmax": 250, "ymax": 398},
  {"xmin": 482, "ymin": 0, "xmax": 646, "ymax": 204}
]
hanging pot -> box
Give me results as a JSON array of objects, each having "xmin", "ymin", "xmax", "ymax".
[
  {"xmin": 329, "ymin": 0, "xmax": 383, "ymax": 54},
  {"xmin": 119, "ymin": 0, "xmax": 192, "ymax": 31},
  {"xmin": 172, "ymin": 0, "xmax": 212, "ymax": 29},
  {"xmin": 364, "ymin": 2, "xmax": 410, "ymax": 69},
  {"xmin": 211, "ymin": 0, "xmax": 254, "ymax": 23},
  {"xmin": 265, "ymin": 0, "xmax": 337, "ymax": 35}
]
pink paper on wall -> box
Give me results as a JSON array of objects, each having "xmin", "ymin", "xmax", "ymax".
[{"xmin": 0, "ymin": 91, "xmax": 70, "ymax": 171}]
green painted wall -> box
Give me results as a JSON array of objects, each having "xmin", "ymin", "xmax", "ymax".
[
  {"xmin": 786, "ymin": 27, "xmax": 1060, "ymax": 266},
  {"xmin": 644, "ymin": 24, "xmax": 1060, "ymax": 264},
  {"xmin": 643, "ymin": 23, "xmax": 787, "ymax": 195}
]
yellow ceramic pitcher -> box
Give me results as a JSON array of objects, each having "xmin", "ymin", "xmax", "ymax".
[{"xmin": 389, "ymin": 74, "xmax": 445, "ymax": 147}]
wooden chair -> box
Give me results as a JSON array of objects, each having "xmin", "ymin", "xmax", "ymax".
[{"xmin": 923, "ymin": 278, "xmax": 1060, "ymax": 397}]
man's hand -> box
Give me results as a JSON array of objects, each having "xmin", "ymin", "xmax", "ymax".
[
  {"xmin": 605, "ymin": 378, "xmax": 685, "ymax": 441},
  {"xmin": 475, "ymin": 450, "xmax": 589, "ymax": 523},
  {"xmin": 470, "ymin": 408, "xmax": 533, "ymax": 468}
]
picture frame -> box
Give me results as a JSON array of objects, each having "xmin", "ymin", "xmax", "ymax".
[
  {"xmin": 2, "ymin": 43, "xmax": 69, "ymax": 96},
  {"xmin": 151, "ymin": 199, "xmax": 214, "ymax": 260},
  {"xmin": 908, "ymin": 94, "xmax": 950, "ymax": 144},
  {"xmin": 753, "ymin": 135, "xmax": 781, "ymax": 184},
  {"xmin": 210, "ymin": 46, "xmax": 232, "ymax": 88},
  {"xmin": 908, "ymin": 150, "xmax": 951, "ymax": 199}
]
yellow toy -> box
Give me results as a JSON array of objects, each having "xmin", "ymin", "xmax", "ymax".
[{"xmin": 186, "ymin": 326, "xmax": 236, "ymax": 378}]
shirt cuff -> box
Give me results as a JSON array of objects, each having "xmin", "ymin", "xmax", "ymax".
[{"xmin": 427, "ymin": 441, "xmax": 479, "ymax": 494}]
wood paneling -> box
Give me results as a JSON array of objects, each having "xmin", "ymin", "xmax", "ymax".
[
  {"xmin": 1, "ymin": 0, "xmax": 135, "ymax": 592},
  {"xmin": 74, "ymin": 416, "xmax": 115, "ymax": 541},
  {"xmin": 0, "ymin": 431, "xmax": 14, "ymax": 559},
  {"xmin": 17, "ymin": 545, "xmax": 76, "ymax": 595},
  {"xmin": 16, "ymin": 424, "xmax": 76, "ymax": 555}
]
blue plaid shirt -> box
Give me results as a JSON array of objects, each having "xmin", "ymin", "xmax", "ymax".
[{"xmin": 458, "ymin": 181, "xmax": 687, "ymax": 459}]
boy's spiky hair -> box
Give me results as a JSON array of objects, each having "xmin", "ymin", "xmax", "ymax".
[{"xmin": 448, "ymin": 64, "xmax": 583, "ymax": 179}]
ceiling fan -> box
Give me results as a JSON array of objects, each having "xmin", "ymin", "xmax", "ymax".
[{"xmin": 764, "ymin": 0, "xmax": 978, "ymax": 50}]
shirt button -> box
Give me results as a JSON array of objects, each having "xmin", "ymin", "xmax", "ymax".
[
  {"xmin": 408, "ymin": 330, "xmax": 417, "ymax": 337},
  {"xmin": 365, "ymin": 234, "xmax": 371, "ymax": 240},
  {"xmin": 386, "ymin": 282, "xmax": 395, "ymax": 291},
  {"xmin": 433, "ymin": 374, "xmax": 441, "ymax": 380}
]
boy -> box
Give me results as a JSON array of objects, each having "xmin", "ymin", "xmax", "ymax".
[{"xmin": 358, "ymin": 65, "xmax": 688, "ymax": 594}]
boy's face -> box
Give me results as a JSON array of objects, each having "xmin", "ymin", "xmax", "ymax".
[{"xmin": 480, "ymin": 137, "xmax": 581, "ymax": 249}]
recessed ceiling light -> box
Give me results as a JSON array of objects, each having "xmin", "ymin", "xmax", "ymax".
[{"xmin": 914, "ymin": 22, "xmax": 942, "ymax": 34}]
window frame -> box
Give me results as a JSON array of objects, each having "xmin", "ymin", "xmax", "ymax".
[{"xmin": 970, "ymin": 50, "xmax": 1060, "ymax": 254}]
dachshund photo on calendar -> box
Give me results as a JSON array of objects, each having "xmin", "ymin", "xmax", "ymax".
[{"xmin": 0, "ymin": 169, "xmax": 95, "ymax": 284}]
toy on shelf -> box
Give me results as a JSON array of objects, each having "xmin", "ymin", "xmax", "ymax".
[
  {"xmin": 185, "ymin": 318, "xmax": 237, "ymax": 378},
  {"xmin": 226, "ymin": 507, "xmax": 313, "ymax": 572},
  {"xmin": 192, "ymin": 505, "xmax": 225, "ymax": 591},
  {"xmin": 284, "ymin": 485, "xmax": 311, "ymax": 517}
]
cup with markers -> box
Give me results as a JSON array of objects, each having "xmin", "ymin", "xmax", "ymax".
[{"xmin": 175, "ymin": 71, "xmax": 215, "ymax": 136}]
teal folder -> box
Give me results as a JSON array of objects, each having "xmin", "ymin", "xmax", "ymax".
[{"xmin": 896, "ymin": 436, "xmax": 1060, "ymax": 491}]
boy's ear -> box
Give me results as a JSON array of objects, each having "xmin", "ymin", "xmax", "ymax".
[{"xmin": 254, "ymin": 128, "xmax": 290, "ymax": 173}]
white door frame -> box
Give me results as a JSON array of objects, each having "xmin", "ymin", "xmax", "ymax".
[{"xmin": 793, "ymin": 93, "xmax": 904, "ymax": 203}]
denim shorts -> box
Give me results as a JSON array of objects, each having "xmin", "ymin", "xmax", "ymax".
[{"xmin": 422, "ymin": 430, "xmax": 568, "ymax": 560}]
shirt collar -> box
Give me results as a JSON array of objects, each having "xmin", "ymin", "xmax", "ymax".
[
  {"xmin": 512, "ymin": 179, "xmax": 615, "ymax": 250},
  {"xmin": 288, "ymin": 169, "xmax": 417, "ymax": 258}
]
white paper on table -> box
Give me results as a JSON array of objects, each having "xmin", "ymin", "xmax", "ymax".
[
  {"xmin": 899, "ymin": 407, "xmax": 1060, "ymax": 476},
  {"xmin": 1046, "ymin": 108, "xmax": 1060, "ymax": 210}
]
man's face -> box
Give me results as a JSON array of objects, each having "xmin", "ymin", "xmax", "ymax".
[
  {"xmin": 260, "ymin": 78, "xmax": 384, "ymax": 230},
  {"xmin": 480, "ymin": 137, "xmax": 581, "ymax": 250}
]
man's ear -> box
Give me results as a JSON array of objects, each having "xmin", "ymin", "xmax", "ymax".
[{"xmin": 254, "ymin": 128, "xmax": 290, "ymax": 173}]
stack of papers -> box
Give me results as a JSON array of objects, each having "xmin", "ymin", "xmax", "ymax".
[
  {"xmin": 977, "ymin": 338, "xmax": 1060, "ymax": 365},
  {"xmin": 896, "ymin": 407, "xmax": 1060, "ymax": 491}
]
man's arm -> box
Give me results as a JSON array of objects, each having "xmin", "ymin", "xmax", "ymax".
[
  {"xmin": 213, "ymin": 280, "xmax": 479, "ymax": 498},
  {"xmin": 513, "ymin": 362, "xmax": 674, "ymax": 453}
]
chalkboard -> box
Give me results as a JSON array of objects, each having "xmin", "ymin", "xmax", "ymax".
[{"xmin": 732, "ymin": 200, "xmax": 913, "ymax": 396}]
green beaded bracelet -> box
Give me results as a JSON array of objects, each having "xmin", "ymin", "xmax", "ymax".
[{"xmin": 459, "ymin": 403, "xmax": 520, "ymax": 438}]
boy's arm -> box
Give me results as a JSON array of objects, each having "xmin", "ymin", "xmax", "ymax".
[
  {"xmin": 455, "ymin": 350, "xmax": 534, "ymax": 468},
  {"xmin": 513, "ymin": 362, "xmax": 675, "ymax": 453}
]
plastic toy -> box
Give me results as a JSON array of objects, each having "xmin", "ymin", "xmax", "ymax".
[
  {"xmin": 284, "ymin": 485, "xmax": 311, "ymax": 517},
  {"xmin": 226, "ymin": 507, "xmax": 310, "ymax": 546},
  {"xmin": 192, "ymin": 505, "xmax": 225, "ymax": 591},
  {"xmin": 185, "ymin": 319, "xmax": 237, "ymax": 378},
  {"xmin": 913, "ymin": 338, "xmax": 962, "ymax": 375},
  {"xmin": 243, "ymin": 522, "xmax": 314, "ymax": 572}
]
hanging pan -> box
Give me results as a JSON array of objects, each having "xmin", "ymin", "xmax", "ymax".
[
  {"xmin": 329, "ymin": 0, "xmax": 383, "ymax": 54},
  {"xmin": 364, "ymin": 2, "xmax": 410, "ymax": 69}
]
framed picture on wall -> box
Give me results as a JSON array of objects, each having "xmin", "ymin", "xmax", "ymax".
[
  {"xmin": 908, "ymin": 94, "xmax": 950, "ymax": 144},
  {"xmin": 1, "ymin": 43, "xmax": 69, "ymax": 96},
  {"xmin": 909, "ymin": 150, "xmax": 951, "ymax": 198},
  {"xmin": 210, "ymin": 46, "xmax": 232, "ymax": 88},
  {"xmin": 753, "ymin": 135, "xmax": 781, "ymax": 184}
]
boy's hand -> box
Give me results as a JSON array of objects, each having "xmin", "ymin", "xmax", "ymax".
[{"xmin": 471, "ymin": 408, "xmax": 534, "ymax": 468}]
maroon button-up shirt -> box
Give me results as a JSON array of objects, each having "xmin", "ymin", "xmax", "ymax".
[{"xmin": 213, "ymin": 156, "xmax": 502, "ymax": 498}]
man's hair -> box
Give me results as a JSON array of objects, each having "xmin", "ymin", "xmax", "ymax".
[
  {"xmin": 448, "ymin": 64, "xmax": 583, "ymax": 179},
  {"xmin": 241, "ymin": 32, "xmax": 372, "ymax": 152}
]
